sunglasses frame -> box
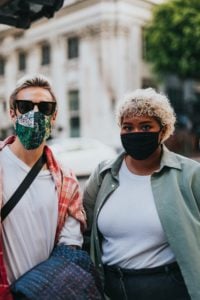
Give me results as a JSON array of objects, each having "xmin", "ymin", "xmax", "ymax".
[{"xmin": 14, "ymin": 100, "xmax": 57, "ymax": 116}]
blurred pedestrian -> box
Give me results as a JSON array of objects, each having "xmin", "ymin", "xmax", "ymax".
[
  {"xmin": 83, "ymin": 88, "xmax": 200, "ymax": 300},
  {"xmin": 0, "ymin": 74, "xmax": 86, "ymax": 299}
]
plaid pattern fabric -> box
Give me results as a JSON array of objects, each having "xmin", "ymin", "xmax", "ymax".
[{"xmin": 0, "ymin": 136, "xmax": 86, "ymax": 300}]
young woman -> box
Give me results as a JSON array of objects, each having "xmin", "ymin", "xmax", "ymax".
[{"xmin": 83, "ymin": 88, "xmax": 200, "ymax": 300}]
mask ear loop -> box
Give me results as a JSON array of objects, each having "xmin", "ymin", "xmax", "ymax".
[
  {"xmin": 12, "ymin": 101, "xmax": 18, "ymax": 117},
  {"xmin": 155, "ymin": 126, "xmax": 165, "ymax": 161},
  {"xmin": 10, "ymin": 105, "xmax": 18, "ymax": 118},
  {"xmin": 158, "ymin": 125, "xmax": 166, "ymax": 145},
  {"xmin": 10, "ymin": 107, "xmax": 17, "ymax": 130}
]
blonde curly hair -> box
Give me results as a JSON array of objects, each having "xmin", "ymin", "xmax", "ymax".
[{"xmin": 116, "ymin": 88, "xmax": 176, "ymax": 142}]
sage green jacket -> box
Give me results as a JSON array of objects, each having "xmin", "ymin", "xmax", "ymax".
[{"xmin": 83, "ymin": 146, "xmax": 200, "ymax": 300}]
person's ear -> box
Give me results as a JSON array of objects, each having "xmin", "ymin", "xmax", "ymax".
[
  {"xmin": 51, "ymin": 111, "xmax": 57, "ymax": 123},
  {"xmin": 10, "ymin": 108, "xmax": 16, "ymax": 120}
]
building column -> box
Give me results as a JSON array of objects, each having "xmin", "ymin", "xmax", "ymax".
[
  {"xmin": 79, "ymin": 24, "xmax": 119, "ymax": 146},
  {"xmin": 27, "ymin": 45, "xmax": 40, "ymax": 74},
  {"xmin": 4, "ymin": 37, "xmax": 18, "ymax": 134},
  {"xmin": 128, "ymin": 23, "xmax": 142, "ymax": 90},
  {"xmin": 4, "ymin": 37, "xmax": 18, "ymax": 102},
  {"xmin": 50, "ymin": 36, "xmax": 67, "ymax": 138}
]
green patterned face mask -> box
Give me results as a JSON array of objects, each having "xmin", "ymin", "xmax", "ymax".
[{"xmin": 15, "ymin": 111, "xmax": 52, "ymax": 150}]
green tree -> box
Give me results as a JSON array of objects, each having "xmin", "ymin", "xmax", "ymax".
[{"xmin": 145, "ymin": 0, "xmax": 200, "ymax": 80}]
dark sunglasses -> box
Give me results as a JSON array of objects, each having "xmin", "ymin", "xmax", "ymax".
[{"xmin": 14, "ymin": 100, "xmax": 56, "ymax": 116}]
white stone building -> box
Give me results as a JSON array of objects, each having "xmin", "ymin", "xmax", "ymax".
[{"xmin": 0, "ymin": 0, "xmax": 163, "ymax": 147}]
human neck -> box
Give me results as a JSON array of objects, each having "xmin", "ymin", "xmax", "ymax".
[
  {"xmin": 9, "ymin": 137, "xmax": 45, "ymax": 167},
  {"xmin": 125, "ymin": 146, "xmax": 162, "ymax": 176}
]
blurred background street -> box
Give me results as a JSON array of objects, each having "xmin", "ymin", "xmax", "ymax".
[{"xmin": 0, "ymin": 0, "xmax": 199, "ymax": 180}]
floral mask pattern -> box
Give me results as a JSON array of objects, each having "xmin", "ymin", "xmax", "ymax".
[{"xmin": 15, "ymin": 111, "xmax": 52, "ymax": 150}]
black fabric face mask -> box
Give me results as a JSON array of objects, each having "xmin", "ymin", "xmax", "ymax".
[{"xmin": 121, "ymin": 131, "xmax": 161, "ymax": 160}]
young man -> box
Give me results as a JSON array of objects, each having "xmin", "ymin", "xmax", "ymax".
[{"xmin": 0, "ymin": 74, "xmax": 86, "ymax": 299}]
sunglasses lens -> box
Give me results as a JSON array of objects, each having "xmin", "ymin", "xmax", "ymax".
[
  {"xmin": 38, "ymin": 102, "xmax": 56, "ymax": 116},
  {"xmin": 15, "ymin": 101, "xmax": 56, "ymax": 116},
  {"xmin": 16, "ymin": 101, "xmax": 33, "ymax": 114}
]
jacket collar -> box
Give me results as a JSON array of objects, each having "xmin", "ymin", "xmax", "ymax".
[
  {"xmin": 100, "ymin": 151, "xmax": 124, "ymax": 178},
  {"xmin": 0, "ymin": 135, "xmax": 16, "ymax": 150},
  {"xmin": 99, "ymin": 144, "xmax": 182, "ymax": 178}
]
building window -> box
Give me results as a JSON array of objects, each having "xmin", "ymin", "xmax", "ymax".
[
  {"xmin": 0, "ymin": 98, "xmax": 7, "ymax": 114},
  {"xmin": 3, "ymin": 100, "xmax": 6, "ymax": 112},
  {"xmin": 0, "ymin": 57, "xmax": 5, "ymax": 76},
  {"xmin": 18, "ymin": 51, "xmax": 26, "ymax": 71},
  {"xmin": 41, "ymin": 44, "xmax": 51, "ymax": 65},
  {"xmin": 68, "ymin": 90, "xmax": 80, "ymax": 137},
  {"xmin": 67, "ymin": 37, "xmax": 79, "ymax": 59}
]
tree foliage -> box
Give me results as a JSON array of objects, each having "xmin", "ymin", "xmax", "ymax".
[{"xmin": 145, "ymin": 0, "xmax": 200, "ymax": 79}]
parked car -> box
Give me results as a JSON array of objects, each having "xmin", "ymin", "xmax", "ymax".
[{"xmin": 48, "ymin": 137, "xmax": 117, "ymax": 178}]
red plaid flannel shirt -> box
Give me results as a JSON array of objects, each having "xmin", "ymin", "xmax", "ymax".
[{"xmin": 0, "ymin": 136, "xmax": 86, "ymax": 300}]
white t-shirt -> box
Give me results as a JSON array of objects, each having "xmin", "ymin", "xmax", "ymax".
[
  {"xmin": 0, "ymin": 145, "xmax": 83, "ymax": 283},
  {"xmin": 98, "ymin": 160, "xmax": 175, "ymax": 269}
]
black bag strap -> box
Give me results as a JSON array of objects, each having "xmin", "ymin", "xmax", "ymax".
[{"xmin": 1, "ymin": 152, "xmax": 46, "ymax": 222}]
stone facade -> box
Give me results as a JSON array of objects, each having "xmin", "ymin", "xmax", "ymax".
[{"xmin": 0, "ymin": 0, "xmax": 162, "ymax": 146}]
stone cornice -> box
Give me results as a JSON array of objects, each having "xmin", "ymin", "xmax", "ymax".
[
  {"xmin": 79, "ymin": 21, "xmax": 130, "ymax": 39},
  {"xmin": 0, "ymin": 0, "xmax": 156, "ymax": 53}
]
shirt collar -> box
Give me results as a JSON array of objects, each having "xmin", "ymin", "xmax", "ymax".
[{"xmin": 159, "ymin": 144, "xmax": 182, "ymax": 171}]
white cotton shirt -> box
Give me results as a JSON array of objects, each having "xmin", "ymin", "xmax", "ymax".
[
  {"xmin": 97, "ymin": 160, "xmax": 175, "ymax": 269},
  {"xmin": 0, "ymin": 146, "xmax": 83, "ymax": 284}
]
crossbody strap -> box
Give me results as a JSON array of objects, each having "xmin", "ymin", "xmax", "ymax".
[{"xmin": 1, "ymin": 152, "xmax": 46, "ymax": 222}]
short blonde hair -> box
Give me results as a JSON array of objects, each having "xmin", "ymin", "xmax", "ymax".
[
  {"xmin": 116, "ymin": 88, "xmax": 176, "ymax": 142},
  {"xmin": 9, "ymin": 74, "xmax": 57, "ymax": 110}
]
